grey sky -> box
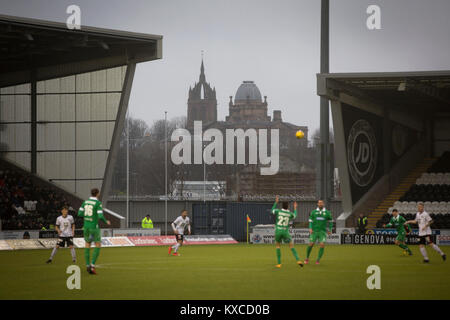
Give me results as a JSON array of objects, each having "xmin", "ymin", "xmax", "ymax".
[{"xmin": 1, "ymin": 0, "xmax": 450, "ymax": 135}]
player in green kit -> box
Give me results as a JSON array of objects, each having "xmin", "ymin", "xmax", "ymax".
[
  {"xmin": 383, "ymin": 209, "xmax": 412, "ymax": 256},
  {"xmin": 77, "ymin": 188, "xmax": 110, "ymax": 274},
  {"xmin": 271, "ymin": 195, "xmax": 303, "ymax": 268},
  {"xmin": 305, "ymin": 199, "xmax": 333, "ymax": 265}
]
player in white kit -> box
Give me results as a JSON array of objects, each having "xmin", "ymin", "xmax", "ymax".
[
  {"xmin": 168, "ymin": 210, "xmax": 191, "ymax": 256},
  {"xmin": 405, "ymin": 202, "xmax": 446, "ymax": 263},
  {"xmin": 46, "ymin": 206, "xmax": 76, "ymax": 263}
]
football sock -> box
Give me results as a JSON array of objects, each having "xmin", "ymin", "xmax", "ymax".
[
  {"xmin": 291, "ymin": 248, "xmax": 300, "ymax": 261},
  {"xmin": 420, "ymin": 247, "xmax": 429, "ymax": 260},
  {"xmin": 431, "ymin": 244, "xmax": 444, "ymax": 255},
  {"xmin": 70, "ymin": 248, "xmax": 76, "ymax": 261},
  {"xmin": 276, "ymin": 248, "xmax": 281, "ymax": 264},
  {"xmin": 174, "ymin": 243, "xmax": 181, "ymax": 253},
  {"xmin": 91, "ymin": 247, "xmax": 100, "ymax": 265},
  {"xmin": 399, "ymin": 244, "xmax": 408, "ymax": 251},
  {"xmin": 84, "ymin": 248, "xmax": 90, "ymax": 266},
  {"xmin": 306, "ymin": 245, "xmax": 312, "ymax": 259},
  {"xmin": 317, "ymin": 247, "xmax": 324, "ymax": 261},
  {"xmin": 50, "ymin": 247, "xmax": 58, "ymax": 259}
]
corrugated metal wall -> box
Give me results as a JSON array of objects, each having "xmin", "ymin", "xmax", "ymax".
[
  {"xmin": 107, "ymin": 200, "xmax": 194, "ymax": 229},
  {"xmin": 0, "ymin": 83, "xmax": 31, "ymax": 169},
  {"xmin": 106, "ymin": 200, "xmax": 342, "ymax": 240},
  {"xmin": 35, "ymin": 66, "xmax": 126, "ymax": 200}
]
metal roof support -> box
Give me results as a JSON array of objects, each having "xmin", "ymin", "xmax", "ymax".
[
  {"xmin": 30, "ymin": 69, "xmax": 37, "ymax": 174},
  {"xmin": 100, "ymin": 62, "xmax": 136, "ymax": 228}
]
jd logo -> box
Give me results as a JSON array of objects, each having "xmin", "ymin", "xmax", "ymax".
[
  {"xmin": 347, "ymin": 119, "xmax": 377, "ymax": 187},
  {"xmin": 366, "ymin": 265, "xmax": 381, "ymax": 290},
  {"xmin": 355, "ymin": 142, "xmax": 370, "ymax": 164}
]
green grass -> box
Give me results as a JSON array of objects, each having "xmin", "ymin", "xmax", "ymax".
[{"xmin": 0, "ymin": 244, "xmax": 449, "ymax": 300}]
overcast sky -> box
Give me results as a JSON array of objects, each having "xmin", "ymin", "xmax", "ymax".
[{"xmin": 1, "ymin": 0, "xmax": 450, "ymax": 134}]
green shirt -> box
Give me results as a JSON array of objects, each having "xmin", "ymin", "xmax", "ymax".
[
  {"xmin": 77, "ymin": 197, "xmax": 107, "ymax": 229},
  {"xmin": 271, "ymin": 202, "xmax": 297, "ymax": 232},
  {"xmin": 386, "ymin": 215, "xmax": 410, "ymax": 234},
  {"xmin": 309, "ymin": 208, "xmax": 333, "ymax": 232}
]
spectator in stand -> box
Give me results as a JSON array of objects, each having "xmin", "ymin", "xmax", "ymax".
[
  {"xmin": 24, "ymin": 198, "xmax": 37, "ymax": 212},
  {"xmin": 0, "ymin": 165, "xmax": 79, "ymax": 230},
  {"xmin": 13, "ymin": 204, "xmax": 26, "ymax": 215}
]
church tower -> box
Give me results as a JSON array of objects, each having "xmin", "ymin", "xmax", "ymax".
[{"xmin": 187, "ymin": 59, "xmax": 217, "ymax": 128}]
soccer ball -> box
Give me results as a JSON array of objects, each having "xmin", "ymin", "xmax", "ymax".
[{"xmin": 295, "ymin": 130, "xmax": 304, "ymax": 139}]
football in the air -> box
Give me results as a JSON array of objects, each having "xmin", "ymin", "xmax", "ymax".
[{"xmin": 295, "ymin": 130, "xmax": 304, "ymax": 139}]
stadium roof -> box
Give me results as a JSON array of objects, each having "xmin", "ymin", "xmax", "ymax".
[
  {"xmin": 0, "ymin": 14, "xmax": 162, "ymax": 87},
  {"xmin": 317, "ymin": 70, "xmax": 450, "ymax": 113}
]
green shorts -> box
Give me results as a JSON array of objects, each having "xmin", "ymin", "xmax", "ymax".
[
  {"xmin": 309, "ymin": 231, "xmax": 327, "ymax": 244},
  {"xmin": 275, "ymin": 230, "xmax": 292, "ymax": 243},
  {"xmin": 396, "ymin": 232, "xmax": 406, "ymax": 243},
  {"xmin": 84, "ymin": 227, "xmax": 101, "ymax": 243}
]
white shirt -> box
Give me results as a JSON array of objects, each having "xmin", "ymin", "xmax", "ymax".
[
  {"xmin": 172, "ymin": 216, "xmax": 191, "ymax": 235},
  {"xmin": 415, "ymin": 211, "xmax": 432, "ymax": 236},
  {"xmin": 56, "ymin": 215, "xmax": 75, "ymax": 237},
  {"xmin": 24, "ymin": 201, "xmax": 32, "ymax": 211},
  {"xmin": 14, "ymin": 205, "xmax": 26, "ymax": 214}
]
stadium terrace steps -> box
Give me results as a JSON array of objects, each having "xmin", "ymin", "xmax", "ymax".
[{"xmin": 366, "ymin": 158, "xmax": 436, "ymax": 228}]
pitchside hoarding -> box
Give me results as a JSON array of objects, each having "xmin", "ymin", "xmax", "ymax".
[
  {"xmin": 72, "ymin": 237, "xmax": 135, "ymax": 248},
  {"xmin": 364, "ymin": 229, "xmax": 440, "ymax": 235},
  {"xmin": 437, "ymin": 230, "xmax": 450, "ymax": 245},
  {"xmin": 1, "ymin": 231, "xmax": 448, "ymax": 250},
  {"xmin": 38, "ymin": 239, "xmax": 59, "ymax": 248},
  {"xmin": 0, "ymin": 240, "xmax": 12, "ymax": 250},
  {"xmin": 250, "ymin": 228, "xmax": 341, "ymax": 244},
  {"xmin": 0, "ymin": 235, "xmax": 238, "ymax": 250},
  {"xmin": 341, "ymin": 233, "xmax": 437, "ymax": 245},
  {"xmin": 6, "ymin": 239, "xmax": 44, "ymax": 249},
  {"xmin": 112, "ymin": 228, "xmax": 161, "ymax": 237},
  {"xmin": 0, "ymin": 230, "xmax": 40, "ymax": 239},
  {"xmin": 129, "ymin": 235, "xmax": 238, "ymax": 246}
]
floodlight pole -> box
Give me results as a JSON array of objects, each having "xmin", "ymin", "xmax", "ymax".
[
  {"xmin": 126, "ymin": 111, "xmax": 130, "ymax": 228},
  {"xmin": 319, "ymin": 0, "xmax": 331, "ymax": 205},
  {"xmin": 165, "ymin": 111, "xmax": 168, "ymax": 235}
]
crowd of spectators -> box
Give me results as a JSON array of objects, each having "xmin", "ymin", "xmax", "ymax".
[{"xmin": 0, "ymin": 169, "xmax": 80, "ymax": 230}]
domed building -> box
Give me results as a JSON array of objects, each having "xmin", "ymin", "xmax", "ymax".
[
  {"xmin": 184, "ymin": 60, "xmax": 315, "ymax": 198},
  {"xmin": 226, "ymin": 81, "xmax": 270, "ymax": 122}
]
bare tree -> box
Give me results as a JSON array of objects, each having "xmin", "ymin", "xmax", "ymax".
[
  {"xmin": 311, "ymin": 128, "xmax": 334, "ymax": 147},
  {"xmin": 110, "ymin": 115, "xmax": 187, "ymax": 197}
]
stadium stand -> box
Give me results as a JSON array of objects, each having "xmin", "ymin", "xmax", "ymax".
[
  {"xmin": 0, "ymin": 167, "xmax": 81, "ymax": 230},
  {"xmin": 376, "ymin": 151, "xmax": 450, "ymax": 228},
  {"xmin": 427, "ymin": 151, "xmax": 450, "ymax": 173}
]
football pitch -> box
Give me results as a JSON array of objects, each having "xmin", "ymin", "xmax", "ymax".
[{"xmin": 1, "ymin": 244, "xmax": 449, "ymax": 300}]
